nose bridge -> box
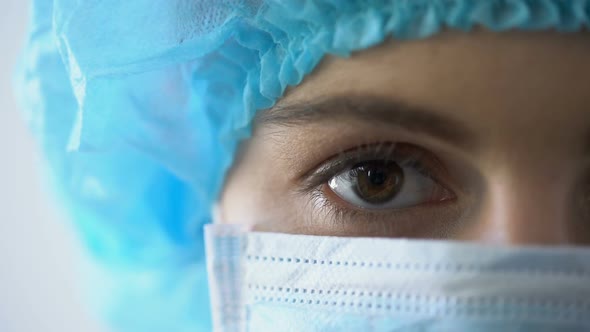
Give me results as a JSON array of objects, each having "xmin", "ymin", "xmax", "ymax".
[{"xmin": 460, "ymin": 161, "xmax": 572, "ymax": 245}]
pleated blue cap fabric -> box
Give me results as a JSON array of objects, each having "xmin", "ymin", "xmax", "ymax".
[{"xmin": 15, "ymin": 1, "xmax": 590, "ymax": 330}]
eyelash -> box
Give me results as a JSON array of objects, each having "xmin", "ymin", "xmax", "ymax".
[{"xmin": 298, "ymin": 142, "xmax": 452, "ymax": 221}]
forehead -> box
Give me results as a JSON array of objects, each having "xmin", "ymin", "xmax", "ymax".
[{"xmin": 278, "ymin": 30, "xmax": 590, "ymax": 155}]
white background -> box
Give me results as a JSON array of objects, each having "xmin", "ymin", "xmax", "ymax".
[{"xmin": 0, "ymin": 2, "xmax": 106, "ymax": 331}]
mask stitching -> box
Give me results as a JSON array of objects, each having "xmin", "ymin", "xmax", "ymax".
[
  {"xmin": 246, "ymin": 255, "xmax": 590, "ymax": 276},
  {"xmin": 245, "ymin": 286, "xmax": 590, "ymax": 322}
]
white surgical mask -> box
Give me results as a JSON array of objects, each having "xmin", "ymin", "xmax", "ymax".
[{"xmin": 205, "ymin": 224, "xmax": 590, "ymax": 332}]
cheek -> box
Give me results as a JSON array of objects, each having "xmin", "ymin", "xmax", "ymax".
[
  {"xmin": 455, "ymin": 155, "xmax": 590, "ymax": 245},
  {"xmin": 220, "ymin": 177, "xmax": 307, "ymax": 233},
  {"xmin": 218, "ymin": 140, "xmax": 294, "ymax": 229},
  {"xmin": 219, "ymin": 166, "xmax": 269, "ymax": 228}
]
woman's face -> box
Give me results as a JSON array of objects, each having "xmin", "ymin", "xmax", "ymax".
[{"xmin": 219, "ymin": 30, "xmax": 590, "ymax": 245}]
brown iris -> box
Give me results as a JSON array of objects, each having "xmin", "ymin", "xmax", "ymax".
[{"xmin": 351, "ymin": 160, "xmax": 404, "ymax": 205}]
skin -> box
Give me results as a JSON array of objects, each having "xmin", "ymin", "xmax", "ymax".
[{"xmin": 218, "ymin": 29, "xmax": 590, "ymax": 246}]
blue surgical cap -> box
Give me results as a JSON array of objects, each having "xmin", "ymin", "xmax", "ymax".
[{"xmin": 16, "ymin": 0, "xmax": 590, "ymax": 330}]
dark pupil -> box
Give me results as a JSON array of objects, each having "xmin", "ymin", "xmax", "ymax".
[
  {"xmin": 352, "ymin": 161, "xmax": 404, "ymax": 204},
  {"xmin": 367, "ymin": 169, "xmax": 387, "ymax": 186}
]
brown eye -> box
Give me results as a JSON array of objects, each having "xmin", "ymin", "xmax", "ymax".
[
  {"xmin": 326, "ymin": 153, "xmax": 453, "ymax": 210},
  {"xmin": 352, "ymin": 161, "xmax": 404, "ymax": 204}
]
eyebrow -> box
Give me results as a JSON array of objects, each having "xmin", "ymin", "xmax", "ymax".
[{"xmin": 256, "ymin": 95, "xmax": 478, "ymax": 151}]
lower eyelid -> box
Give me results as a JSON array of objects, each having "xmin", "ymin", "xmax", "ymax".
[{"xmin": 306, "ymin": 185, "xmax": 462, "ymax": 238}]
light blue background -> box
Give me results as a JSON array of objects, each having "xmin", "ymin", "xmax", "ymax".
[{"xmin": 0, "ymin": 2, "xmax": 105, "ymax": 331}]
